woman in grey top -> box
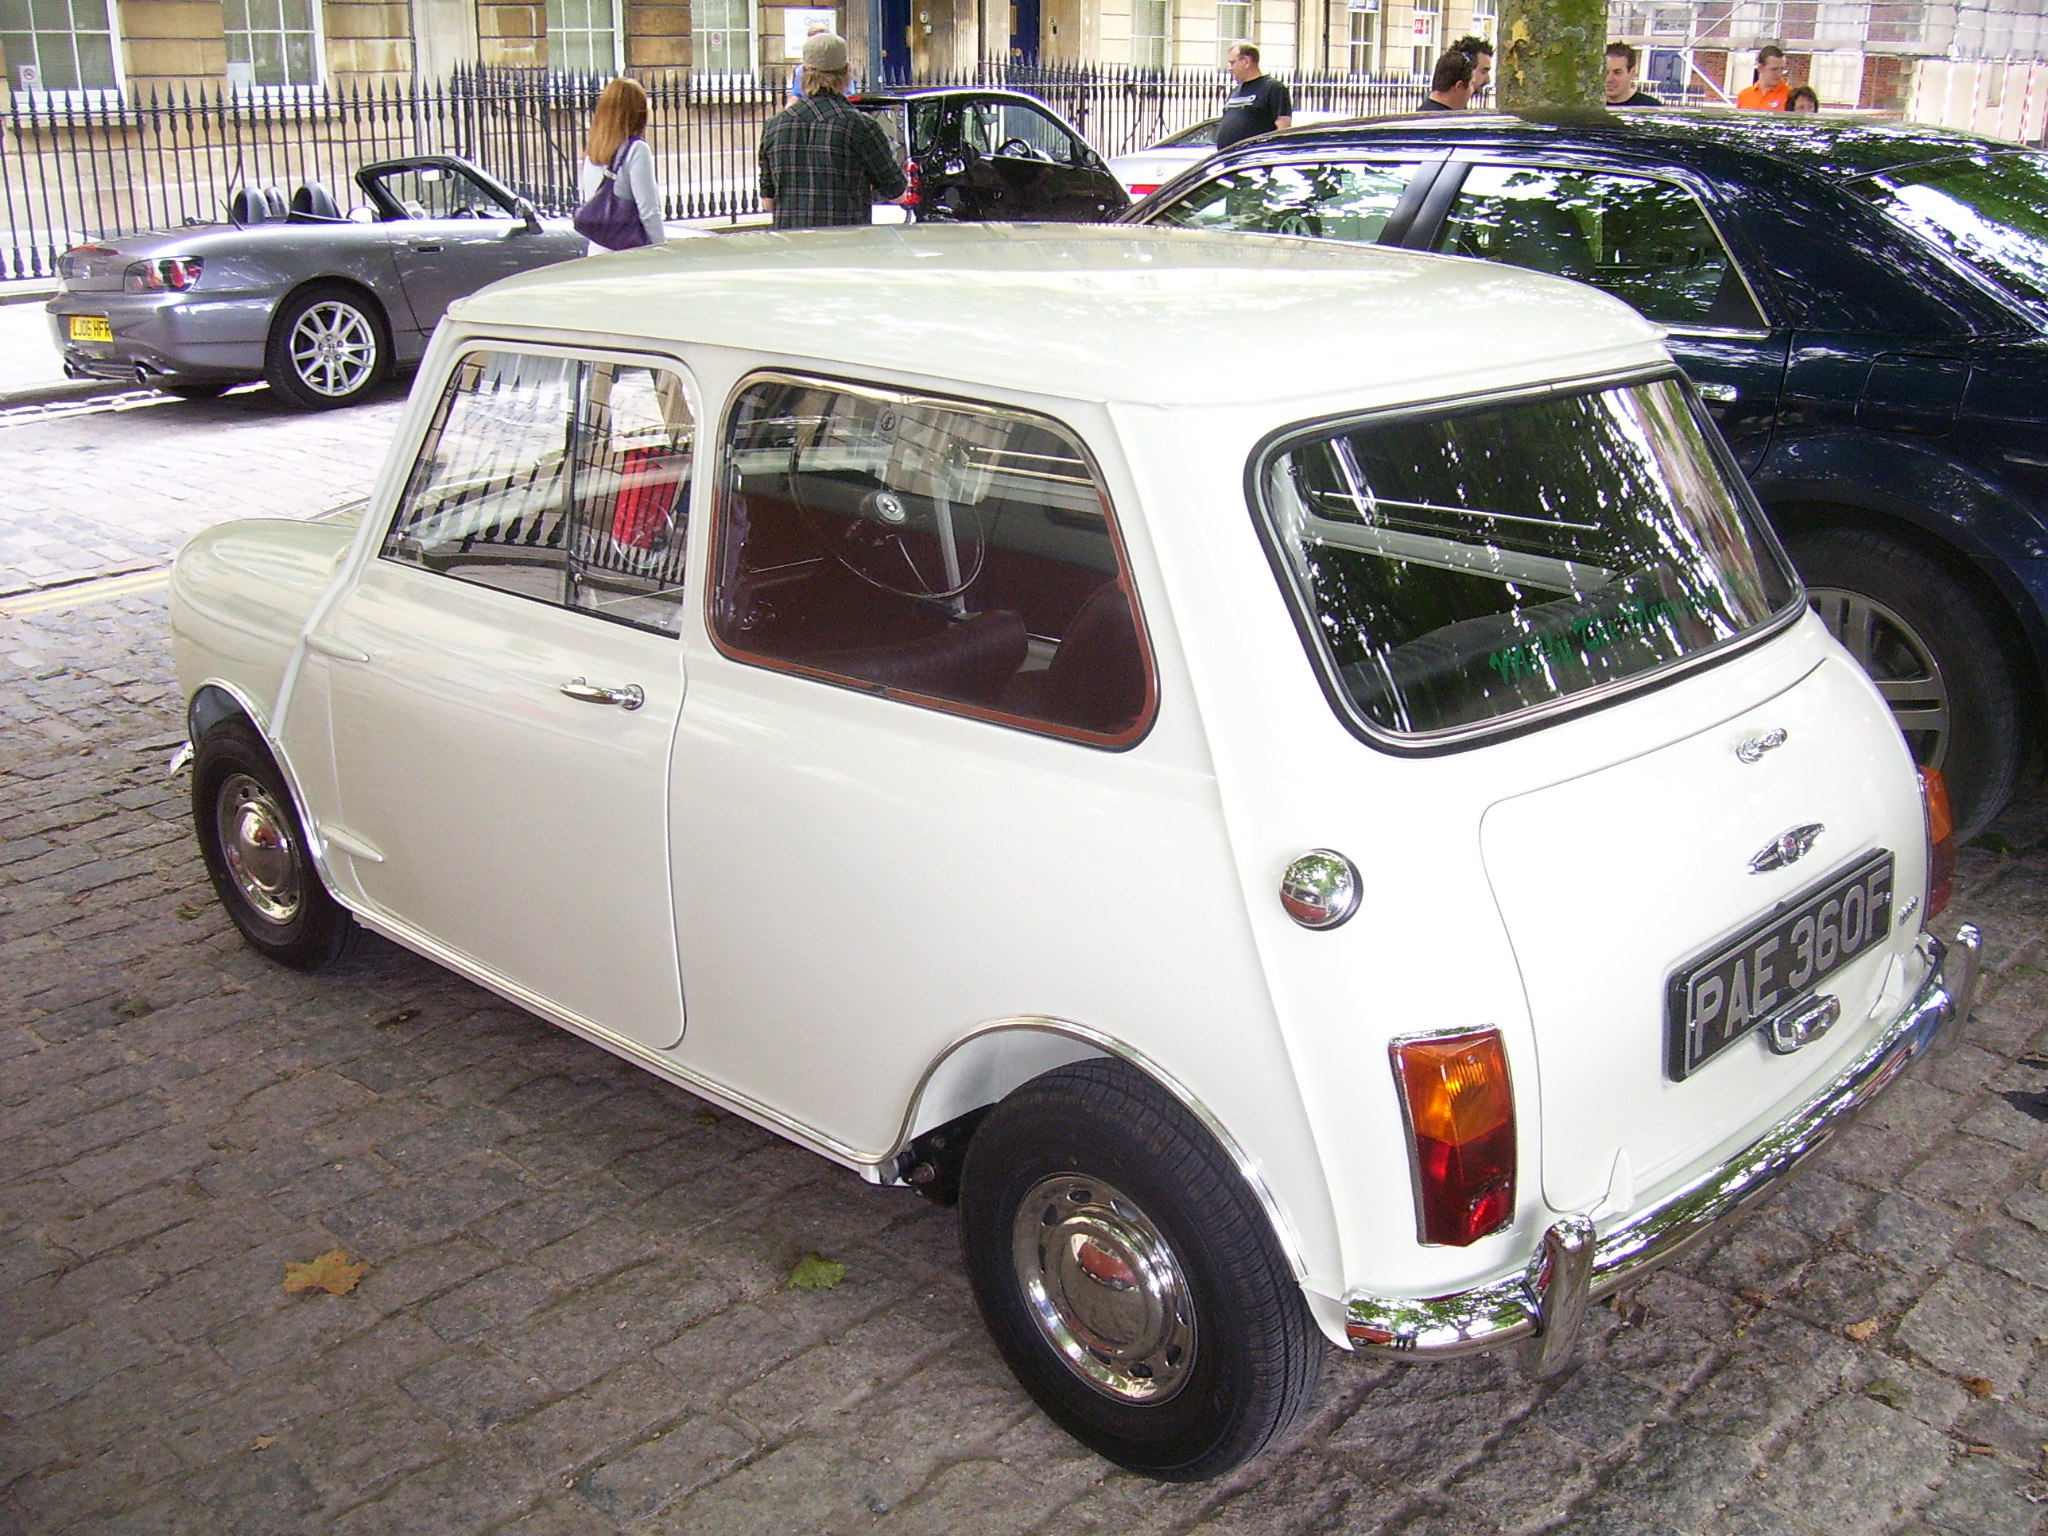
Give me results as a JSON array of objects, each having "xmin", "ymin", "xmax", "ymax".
[{"xmin": 580, "ymin": 77, "xmax": 667, "ymax": 253}]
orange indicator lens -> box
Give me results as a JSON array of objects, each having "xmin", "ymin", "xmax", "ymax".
[
  {"xmin": 1392, "ymin": 1030, "xmax": 1517, "ymax": 1247},
  {"xmin": 1920, "ymin": 766, "xmax": 1954, "ymax": 921}
]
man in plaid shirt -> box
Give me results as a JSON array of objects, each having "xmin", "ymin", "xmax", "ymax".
[{"xmin": 759, "ymin": 33, "xmax": 906, "ymax": 229}]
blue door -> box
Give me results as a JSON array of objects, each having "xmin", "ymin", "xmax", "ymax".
[
  {"xmin": 877, "ymin": 0, "xmax": 912, "ymax": 82},
  {"xmin": 1011, "ymin": 0, "xmax": 1040, "ymax": 62}
]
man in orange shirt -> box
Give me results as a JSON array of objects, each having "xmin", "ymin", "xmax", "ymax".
[{"xmin": 1737, "ymin": 46, "xmax": 1790, "ymax": 109}]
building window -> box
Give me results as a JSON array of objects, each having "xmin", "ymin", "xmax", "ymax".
[
  {"xmin": 547, "ymin": 0, "xmax": 620, "ymax": 74},
  {"xmin": 1412, "ymin": 0, "xmax": 1438, "ymax": 77},
  {"xmin": 1347, "ymin": 2, "xmax": 1377, "ymax": 74},
  {"xmin": 223, "ymin": 0, "xmax": 320, "ymax": 89},
  {"xmin": 1132, "ymin": 0, "xmax": 1170, "ymax": 70},
  {"xmin": 695, "ymin": 0, "xmax": 755, "ymax": 74},
  {"xmin": 0, "ymin": 0, "xmax": 119, "ymax": 95},
  {"xmin": 1217, "ymin": 0, "xmax": 1251, "ymax": 61}
]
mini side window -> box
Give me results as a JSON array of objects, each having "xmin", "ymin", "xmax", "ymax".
[
  {"xmin": 1435, "ymin": 165, "xmax": 1758, "ymax": 329},
  {"xmin": 1154, "ymin": 160, "xmax": 1424, "ymax": 244},
  {"xmin": 713, "ymin": 376, "xmax": 1153, "ymax": 744},
  {"xmin": 383, "ymin": 349, "xmax": 693, "ymax": 635}
]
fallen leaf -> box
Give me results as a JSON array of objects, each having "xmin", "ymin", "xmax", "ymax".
[
  {"xmin": 375, "ymin": 1007, "xmax": 420, "ymax": 1028},
  {"xmin": 1844, "ymin": 1318, "xmax": 1879, "ymax": 1342},
  {"xmin": 1865, "ymin": 1378, "xmax": 1912, "ymax": 1409},
  {"xmin": 111, "ymin": 997, "xmax": 153, "ymax": 1020},
  {"xmin": 694, "ymin": 1110, "xmax": 720, "ymax": 1126},
  {"xmin": 283, "ymin": 1249, "xmax": 367, "ymax": 1296},
  {"xmin": 249, "ymin": 1436, "xmax": 276, "ymax": 1452},
  {"xmin": 175, "ymin": 904, "xmax": 204, "ymax": 920},
  {"xmin": 1967, "ymin": 1443, "xmax": 1999, "ymax": 1456},
  {"xmin": 1739, "ymin": 1287, "xmax": 1772, "ymax": 1306},
  {"xmin": 1964, "ymin": 1376, "xmax": 1997, "ymax": 1398},
  {"xmin": 788, "ymin": 1253, "xmax": 846, "ymax": 1292}
]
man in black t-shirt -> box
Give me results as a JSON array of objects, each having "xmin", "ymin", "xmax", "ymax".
[
  {"xmin": 1216, "ymin": 43, "xmax": 1293, "ymax": 150},
  {"xmin": 1420, "ymin": 48, "xmax": 1476, "ymax": 110},
  {"xmin": 1604, "ymin": 42, "xmax": 1662, "ymax": 106}
]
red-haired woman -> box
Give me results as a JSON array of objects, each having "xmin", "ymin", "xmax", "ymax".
[{"xmin": 580, "ymin": 77, "xmax": 666, "ymax": 252}]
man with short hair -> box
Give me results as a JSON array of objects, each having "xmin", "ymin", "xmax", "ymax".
[
  {"xmin": 1736, "ymin": 45, "xmax": 1790, "ymax": 110},
  {"xmin": 1604, "ymin": 41, "xmax": 1661, "ymax": 105},
  {"xmin": 1449, "ymin": 35, "xmax": 1493, "ymax": 100},
  {"xmin": 1215, "ymin": 42, "xmax": 1294, "ymax": 150},
  {"xmin": 758, "ymin": 32, "xmax": 906, "ymax": 229},
  {"xmin": 1420, "ymin": 47, "xmax": 1476, "ymax": 111}
]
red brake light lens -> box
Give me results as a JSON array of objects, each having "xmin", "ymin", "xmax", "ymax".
[
  {"xmin": 1127, "ymin": 183, "xmax": 1161, "ymax": 196},
  {"xmin": 124, "ymin": 257, "xmax": 204, "ymax": 293},
  {"xmin": 1920, "ymin": 765, "xmax": 1954, "ymax": 920},
  {"xmin": 901, "ymin": 160, "xmax": 921, "ymax": 208},
  {"xmin": 1392, "ymin": 1030, "xmax": 1516, "ymax": 1247}
]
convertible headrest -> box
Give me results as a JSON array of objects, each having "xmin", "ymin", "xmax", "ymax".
[{"xmin": 289, "ymin": 181, "xmax": 342, "ymax": 222}]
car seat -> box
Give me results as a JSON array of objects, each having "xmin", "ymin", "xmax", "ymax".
[
  {"xmin": 289, "ymin": 182, "xmax": 343, "ymax": 222},
  {"xmin": 229, "ymin": 187, "xmax": 278, "ymax": 224}
]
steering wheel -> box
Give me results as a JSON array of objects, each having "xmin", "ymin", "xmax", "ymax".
[
  {"xmin": 995, "ymin": 138, "xmax": 1041, "ymax": 159},
  {"xmin": 785, "ymin": 442, "xmax": 989, "ymax": 602},
  {"xmin": 1272, "ymin": 211, "xmax": 1322, "ymax": 238}
]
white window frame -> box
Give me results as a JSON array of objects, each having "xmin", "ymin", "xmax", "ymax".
[
  {"xmin": 1, "ymin": 0, "xmax": 125, "ymax": 108},
  {"xmin": 1131, "ymin": 0, "xmax": 1171, "ymax": 71},
  {"xmin": 222, "ymin": 0, "xmax": 326, "ymax": 97},
  {"xmin": 1346, "ymin": 0, "xmax": 1378, "ymax": 76},
  {"xmin": 1217, "ymin": 0, "xmax": 1252, "ymax": 63},
  {"xmin": 1411, "ymin": 0, "xmax": 1439, "ymax": 77},
  {"xmin": 692, "ymin": 0, "xmax": 757, "ymax": 80},
  {"xmin": 545, "ymin": 0, "xmax": 624, "ymax": 77}
]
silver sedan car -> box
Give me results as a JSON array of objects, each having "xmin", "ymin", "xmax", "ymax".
[{"xmin": 48, "ymin": 156, "xmax": 585, "ymax": 408}]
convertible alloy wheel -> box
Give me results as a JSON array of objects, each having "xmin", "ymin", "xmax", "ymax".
[
  {"xmin": 264, "ymin": 284, "xmax": 389, "ymax": 409},
  {"xmin": 191, "ymin": 717, "xmax": 363, "ymax": 969}
]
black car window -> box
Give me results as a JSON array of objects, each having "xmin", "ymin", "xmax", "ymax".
[
  {"xmin": 1853, "ymin": 151, "xmax": 2048, "ymax": 310},
  {"xmin": 384, "ymin": 349, "xmax": 694, "ymax": 636},
  {"xmin": 1436, "ymin": 166, "xmax": 1754, "ymax": 330},
  {"xmin": 960, "ymin": 99, "xmax": 1081, "ymax": 164},
  {"xmin": 1151, "ymin": 161, "xmax": 1425, "ymax": 244},
  {"xmin": 368, "ymin": 164, "xmax": 511, "ymax": 221}
]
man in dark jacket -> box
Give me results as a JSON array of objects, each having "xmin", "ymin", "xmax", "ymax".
[
  {"xmin": 1215, "ymin": 43, "xmax": 1294, "ymax": 150},
  {"xmin": 759, "ymin": 33, "xmax": 906, "ymax": 229}
]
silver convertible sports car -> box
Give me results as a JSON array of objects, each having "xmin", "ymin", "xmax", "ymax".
[{"xmin": 48, "ymin": 156, "xmax": 584, "ymax": 408}]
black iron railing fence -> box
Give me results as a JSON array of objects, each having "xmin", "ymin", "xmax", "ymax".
[{"xmin": 0, "ymin": 64, "xmax": 1428, "ymax": 280}]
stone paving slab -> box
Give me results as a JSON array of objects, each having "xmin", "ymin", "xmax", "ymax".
[{"xmin": 3, "ymin": 398, "xmax": 2048, "ymax": 1534}]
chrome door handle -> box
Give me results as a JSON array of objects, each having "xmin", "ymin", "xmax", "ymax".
[
  {"xmin": 560, "ymin": 677, "xmax": 644, "ymax": 710},
  {"xmin": 1696, "ymin": 382, "xmax": 1738, "ymax": 404}
]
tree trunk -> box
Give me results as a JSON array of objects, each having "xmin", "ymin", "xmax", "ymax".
[{"xmin": 1497, "ymin": 0, "xmax": 1605, "ymax": 109}]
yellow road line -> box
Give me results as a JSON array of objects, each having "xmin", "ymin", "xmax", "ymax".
[{"xmin": 0, "ymin": 568, "xmax": 169, "ymax": 616}]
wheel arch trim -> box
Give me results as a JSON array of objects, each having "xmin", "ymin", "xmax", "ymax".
[
  {"xmin": 186, "ymin": 680, "xmax": 341, "ymax": 888},
  {"xmin": 897, "ymin": 1017, "xmax": 1314, "ymax": 1284}
]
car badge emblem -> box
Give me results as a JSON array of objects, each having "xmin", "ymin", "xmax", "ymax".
[
  {"xmin": 1736, "ymin": 728, "xmax": 1788, "ymax": 764},
  {"xmin": 1750, "ymin": 823, "xmax": 1824, "ymax": 874}
]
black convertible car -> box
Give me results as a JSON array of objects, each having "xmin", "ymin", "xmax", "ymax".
[{"xmin": 1131, "ymin": 110, "xmax": 2048, "ymax": 838}]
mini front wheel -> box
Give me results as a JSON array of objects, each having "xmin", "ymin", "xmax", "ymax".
[
  {"xmin": 191, "ymin": 718, "xmax": 362, "ymax": 969},
  {"xmin": 958, "ymin": 1059, "xmax": 1325, "ymax": 1480}
]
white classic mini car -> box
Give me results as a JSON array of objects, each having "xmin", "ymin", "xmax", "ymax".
[{"xmin": 171, "ymin": 224, "xmax": 1980, "ymax": 1481}]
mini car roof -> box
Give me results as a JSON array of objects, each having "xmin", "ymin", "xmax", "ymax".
[
  {"xmin": 452, "ymin": 224, "xmax": 1663, "ymax": 411},
  {"xmin": 1267, "ymin": 107, "xmax": 2017, "ymax": 182}
]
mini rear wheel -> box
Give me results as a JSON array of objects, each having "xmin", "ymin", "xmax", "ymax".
[
  {"xmin": 192, "ymin": 718, "xmax": 361, "ymax": 969},
  {"xmin": 958, "ymin": 1059, "xmax": 1324, "ymax": 1480}
]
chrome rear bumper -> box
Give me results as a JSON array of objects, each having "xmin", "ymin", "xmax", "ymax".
[{"xmin": 1345, "ymin": 925, "xmax": 1981, "ymax": 1370}]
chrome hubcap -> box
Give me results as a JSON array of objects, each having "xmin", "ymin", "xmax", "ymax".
[
  {"xmin": 289, "ymin": 302, "xmax": 376, "ymax": 397},
  {"xmin": 1806, "ymin": 586, "xmax": 1950, "ymax": 769},
  {"xmin": 1012, "ymin": 1174, "xmax": 1196, "ymax": 1403},
  {"xmin": 216, "ymin": 773, "xmax": 302, "ymax": 923}
]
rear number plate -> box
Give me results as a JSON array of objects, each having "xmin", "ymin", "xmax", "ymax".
[
  {"xmin": 68, "ymin": 315, "xmax": 113, "ymax": 343},
  {"xmin": 1667, "ymin": 851, "xmax": 1894, "ymax": 1080}
]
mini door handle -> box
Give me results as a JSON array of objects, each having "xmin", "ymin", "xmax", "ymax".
[
  {"xmin": 1696, "ymin": 382, "xmax": 1739, "ymax": 404},
  {"xmin": 306, "ymin": 633, "xmax": 371, "ymax": 663},
  {"xmin": 561, "ymin": 677, "xmax": 644, "ymax": 710}
]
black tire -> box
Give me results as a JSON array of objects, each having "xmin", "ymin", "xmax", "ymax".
[
  {"xmin": 1787, "ymin": 526, "xmax": 2022, "ymax": 842},
  {"xmin": 263, "ymin": 283, "xmax": 390, "ymax": 409},
  {"xmin": 191, "ymin": 718, "xmax": 362, "ymax": 970},
  {"xmin": 163, "ymin": 382, "xmax": 232, "ymax": 400},
  {"xmin": 958, "ymin": 1059, "xmax": 1324, "ymax": 1481}
]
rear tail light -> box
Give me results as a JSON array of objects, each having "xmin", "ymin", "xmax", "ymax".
[
  {"xmin": 902, "ymin": 160, "xmax": 921, "ymax": 208},
  {"xmin": 1127, "ymin": 183, "xmax": 1161, "ymax": 196},
  {"xmin": 1920, "ymin": 765, "xmax": 1955, "ymax": 920},
  {"xmin": 124, "ymin": 257, "xmax": 204, "ymax": 293},
  {"xmin": 1391, "ymin": 1029, "xmax": 1516, "ymax": 1247}
]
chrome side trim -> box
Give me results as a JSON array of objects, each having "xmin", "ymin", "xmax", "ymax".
[{"xmin": 1345, "ymin": 926, "xmax": 1979, "ymax": 1361}]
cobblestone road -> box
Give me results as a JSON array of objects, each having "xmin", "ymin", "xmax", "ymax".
[{"xmin": 5, "ymin": 392, "xmax": 2048, "ymax": 1536}]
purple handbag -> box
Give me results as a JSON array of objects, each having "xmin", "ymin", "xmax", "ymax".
[{"xmin": 574, "ymin": 142, "xmax": 652, "ymax": 251}]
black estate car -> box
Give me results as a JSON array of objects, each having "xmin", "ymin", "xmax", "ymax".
[
  {"xmin": 1130, "ymin": 109, "xmax": 2048, "ymax": 837},
  {"xmin": 854, "ymin": 88, "xmax": 1130, "ymax": 223}
]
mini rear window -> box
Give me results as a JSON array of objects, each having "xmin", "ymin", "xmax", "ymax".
[{"xmin": 1257, "ymin": 374, "xmax": 1799, "ymax": 740}]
